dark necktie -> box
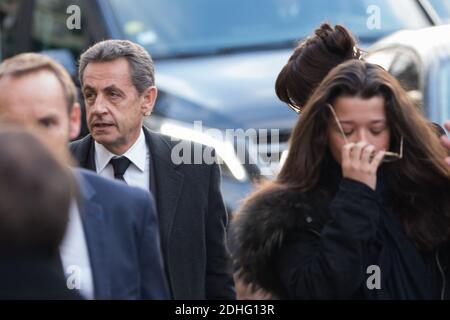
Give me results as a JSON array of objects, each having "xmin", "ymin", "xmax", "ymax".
[{"xmin": 110, "ymin": 156, "xmax": 131, "ymax": 182}]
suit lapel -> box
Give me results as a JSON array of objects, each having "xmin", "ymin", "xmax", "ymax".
[
  {"xmin": 75, "ymin": 171, "xmax": 111, "ymax": 299},
  {"xmin": 143, "ymin": 128, "xmax": 183, "ymax": 259},
  {"xmin": 75, "ymin": 129, "xmax": 183, "ymax": 297},
  {"xmin": 85, "ymin": 137, "xmax": 97, "ymax": 171},
  {"xmin": 73, "ymin": 135, "xmax": 96, "ymax": 171}
]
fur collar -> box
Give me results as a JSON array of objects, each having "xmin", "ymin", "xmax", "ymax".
[{"xmin": 230, "ymin": 185, "xmax": 332, "ymax": 297}]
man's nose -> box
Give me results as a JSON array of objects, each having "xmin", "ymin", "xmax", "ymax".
[{"xmin": 90, "ymin": 94, "xmax": 108, "ymax": 115}]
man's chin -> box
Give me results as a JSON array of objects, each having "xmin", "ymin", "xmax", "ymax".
[{"xmin": 91, "ymin": 133, "xmax": 115, "ymax": 146}]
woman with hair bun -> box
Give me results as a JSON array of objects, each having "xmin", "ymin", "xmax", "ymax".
[
  {"xmin": 231, "ymin": 59, "xmax": 450, "ymax": 299},
  {"xmin": 275, "ymin": 22, "xmax": 445, "ymax": 136},
  {"xmin": 231, "ymin": 22, "xmax": 450, "ymax": 300}
]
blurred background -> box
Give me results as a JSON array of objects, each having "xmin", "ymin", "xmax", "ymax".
[{"xmin": 1, "ymin": 0, "xmax": 449, "ymax": 212}]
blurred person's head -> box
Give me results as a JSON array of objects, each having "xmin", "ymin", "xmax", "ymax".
[
  {"xmin": 277, "ymin": 59, "xmax": 450, "ymax": 251},
  {"xmin": 0, "ymin": 125, "xmax": 75, "ymax": 257},
  {"xmin": 79, "ymin": 40, "xmax": 157, "ymax": 155},
  {"xmin": 0, "ymin": 53, "xmax": 81, "ymax": 163},
  {"xmin": 275, "ymin": 23, "xmax": 362, "ymax": 111}
]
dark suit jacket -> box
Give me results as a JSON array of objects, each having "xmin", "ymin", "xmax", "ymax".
[
  {"xmin": 73, "ymin": 168, "xmax": 169, "ymax": 299},
  {"xmin": 0, "ymin": 255, "xmax": 83, "ymax": 300},
  {"xmin": 70, "ymin": 128, "xmax": 235, "ymax": 299}
]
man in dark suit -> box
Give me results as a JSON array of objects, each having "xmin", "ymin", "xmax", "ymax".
[
  {"xmin": 70, "ymin": 40, "xmax": 235, "ymax": 299},
  {"xmin": 0, "ymin": 53, "xmax": 169, "ymax": 299},
  {"xmin": 0, "ymin": 126, "xmax": 81, "ymax": 300}
]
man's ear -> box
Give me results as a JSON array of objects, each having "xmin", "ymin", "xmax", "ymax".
[
  {"xmin": 141, "ymin": 86, "xmax": 158, "ymax": 116},
  {"xmin": 69, "ymin": 102, "xmax": 81, "ymax": 140}
]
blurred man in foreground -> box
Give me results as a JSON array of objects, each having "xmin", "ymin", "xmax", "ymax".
[{"xmin": 0, "ymin": 126, "xmax": 80, "ymax": 299}]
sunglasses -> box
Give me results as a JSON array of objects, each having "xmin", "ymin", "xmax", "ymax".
[
  {"xmin": 286, "ymin": 102, "xmax": 403, "ymax": 162},
  {"xmin": 287, "ymin": 103, "xmax": 302, "ymax": 114}
]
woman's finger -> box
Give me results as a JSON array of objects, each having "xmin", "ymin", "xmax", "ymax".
[
  {"xmin": 361, "ymin": 145, "xmax": 375, "ymax": 164},
  {"xmin": 445, "ymin": 156, "xmax": 450, "ymax": 166},
  {"xmin": 352, "ymin": 141, "xmax": 369, "ymax": 162},
  {"xmin": 370, "ymin": 150, "xmax": 386, "ymax": 169},
  {"xmin": 444, "ymin": 120, "xmax": 450, "ymax": 132},
  {"xmin": 342, "ymin": 143, "xmax": 355, "ymax": 165},
  {"xmin": 441, "ymin": 135, "xmax": 450, "ymax": 149}
]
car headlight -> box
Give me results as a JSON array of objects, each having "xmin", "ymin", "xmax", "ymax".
[{"xmin": 160, "ymin": 121, "xmax": 248, "ymax": 182}]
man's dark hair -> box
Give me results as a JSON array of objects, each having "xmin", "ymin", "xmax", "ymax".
[{"xmin": 79, "ymin": 39, "xmax": 155, "ymax": 94}]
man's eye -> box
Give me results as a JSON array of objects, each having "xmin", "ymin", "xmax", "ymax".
[
  {"xmin": 85, "ymin": 93, "xmax": 95, "ymax": 101},
  {"xmin": 40, "ymin": 119, "xmax": 55, "ymax": 128}
]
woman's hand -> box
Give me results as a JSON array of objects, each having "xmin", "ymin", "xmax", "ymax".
[{"xmin": 341, "ymin": 141, "xmax": 385, "ymax": 190}]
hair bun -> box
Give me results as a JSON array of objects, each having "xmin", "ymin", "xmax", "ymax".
[
  {"xmin": 314, "ymin": 23, "xmax": 334, "ymax": 40},
  {"xmin": 314, "ymin": 23, "xmax": 361, "ymax": 59}
]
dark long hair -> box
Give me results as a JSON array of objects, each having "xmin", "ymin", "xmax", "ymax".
[
  {"xmin": 275, "ymin": 23, "xmax": 362, "ymax": 108},
  {"xmin": 275, "ymin": 60, "xmax": 450, "ymax": 251}
]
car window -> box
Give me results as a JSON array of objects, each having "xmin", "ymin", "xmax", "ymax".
[
  {"xmin": 108, "ymin": 0, "xmax": 431, "ymax": 59},
  {"xmin": 430, "ymin": 58, "xmax": 450, "ymax": 125},
  {"xmin": 0, "ymin": 0, "xmax": 23, "ymax": 59},
  {"xmin": 388, "ymin": 48, "xmax": 422, "ymax": 108},
  {"xmin": 367, "ymin": 47, "xmax": 423, "ymax": 108},
  {"xmin": 427, "ymin": 0, "xmax": 450, "ymax": 23},
  {"xmin": 365, "ymin": 49, "xmax": 398, "ymax": 70},
  {"xmin": 389, "ymin": 49, "xmax": 421, "ymax": 92},
  {"xmin": 31, "ymin": 0, "xmax": 88, "ymax": 59}
]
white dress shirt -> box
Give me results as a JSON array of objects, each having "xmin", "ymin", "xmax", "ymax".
[
  {"xmin": 94, "ymin": 128, "xmax": 150, "ymax": 191},
  {"xmin": 59, "ymin": 199, "xmax": 94, "ymax": 300}
]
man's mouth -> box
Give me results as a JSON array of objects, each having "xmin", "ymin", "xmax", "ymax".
[{"xmin": 92, "ymin": 122, "xmax": 114, "ymax": 128}]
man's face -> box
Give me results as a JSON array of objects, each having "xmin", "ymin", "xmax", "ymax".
[
  {"xmin": 0, "ymin": 70, "xmax": 80, "ymax": 162},
  {"xmin": 82, "ymin": 58, "xmax": 156, "ymax": 155}
]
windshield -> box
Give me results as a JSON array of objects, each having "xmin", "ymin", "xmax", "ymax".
[
  {"xmin": 109, "ymin": 0, "xmax": 430, "ymax": 59},
  {"xmin": 428, "ymin": 0, "xmax": 450, "ymax": 22}
]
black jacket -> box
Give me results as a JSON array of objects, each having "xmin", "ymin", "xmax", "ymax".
[
  {"xmin": 70, "ymin": 128, "xmax": 235, "ymax": 299},
  {"xmin": 0, "ymin": 255, "xmax": 82, "ymax": 300},
  {"xmin": 230, "ymin": 161, "xmax": 450, "ymax": 300}
]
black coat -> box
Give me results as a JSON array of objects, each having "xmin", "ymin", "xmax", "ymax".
[
  {"xmin": 0, "ymin": 256, "xmax": 82, "ymax": 300},
  {"xmin": 230, "ymin": 161, "xmax": 450, "ymax": 300},
  {"xmin": 70, "ymin": 128, "xmax": 235, "ymax": 299}
]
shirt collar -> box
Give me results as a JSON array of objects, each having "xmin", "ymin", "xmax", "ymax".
[{"xmin": 94, "ymin": 128, "xmax": 147, "ymax": 173}]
